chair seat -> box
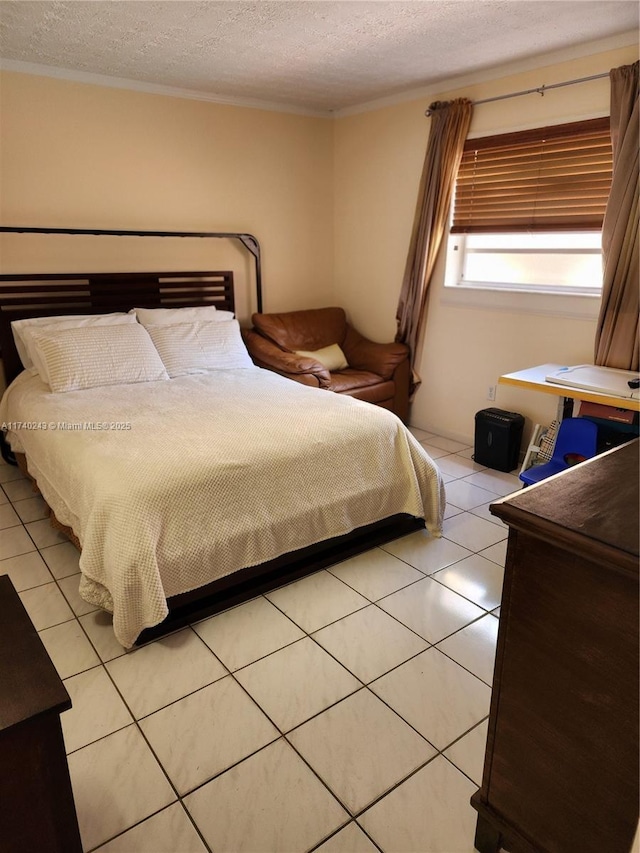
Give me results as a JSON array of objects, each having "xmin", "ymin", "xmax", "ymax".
[
  {"xmin": 519, "ymin": 417, "xmax": 599, "ymax": 486},
  {"xmin": 329, "ymin": 368, "xmax": 393, "ymax": 400},
  {"xmin": 520, "ymin": 459, "xmax": 571, "ymax": 486}
]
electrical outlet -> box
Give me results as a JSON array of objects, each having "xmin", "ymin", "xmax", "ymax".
[{"xmin": 487, "ymin": 385, "xmax": 496, "ymax": 401}]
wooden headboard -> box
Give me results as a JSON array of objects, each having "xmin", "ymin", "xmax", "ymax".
[{"xmin": 0, "ymin": 270, "xmax": 234, "ymax": 384}]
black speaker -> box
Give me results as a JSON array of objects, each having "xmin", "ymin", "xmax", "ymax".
[{"xmin": 474, "ymin": 408, "xmax": 525, "ymax": 472}]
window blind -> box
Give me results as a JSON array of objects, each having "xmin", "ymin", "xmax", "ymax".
[{"xmin": 450, "ymin": 117, "xmax": 612, "ymax": 234}]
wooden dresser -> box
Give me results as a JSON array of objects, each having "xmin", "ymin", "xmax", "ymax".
[
  {"xmin": 471, "ymin": 439, "xmax": 639, "ymax": 853},
  {"xmin": 0, "ymin": 575, "xmax": 82, "ymax": 853}
]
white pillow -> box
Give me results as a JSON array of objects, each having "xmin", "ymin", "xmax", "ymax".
[
  {"xmin": 294, "ymin": 343, "xmax": 348, "ymax": 372},
  {"xmin": 134, "ymin": 305, "xmax": 235, "ymax": 327},
  {"xmin": 12, "ymin": 313, "xmax": 138, "ymax": 373},
  {"xmin": 146, "ymin": 320, "xmax": 254, "ymax": 376},
  {"xmin": 32, "ymin": 323, "xmax": 169, "ymax": 392}
]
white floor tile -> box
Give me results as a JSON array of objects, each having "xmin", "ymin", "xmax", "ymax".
[
  {"xmin": 184, "ymin": 739, "xmax": 348, "ymax": 853},
  {"xmin": 424, "ymin": 436, "xmax": 471, "ymax": 453},
  {"xmin": 443, "ymin": 503, "xmax": 465, "ymax": 520},
  {"xmin": 0, "ymin": 464, "xmax": 27, "ymax": 485},
  {"xmin": 0, "ymin": 524, "xmax": 36, "ymax": 561},
  {"xmin": 432, "ymin": 554, "xmax": 504, "ymax": 611},
  {"xmin": 40, "ymin": 541, "xmax": 81, "ymax": 578},
  {"xmin": 140, "ymin": 675, "xmax": 279, "ymax": 795},
  {"xmin": 314, "ymin": 823, "xmax": 379, "ymax": 853},
  {"xmin": 437, "ymin": 455, "xmax": 487, "ymax": 479},
  {"xmin": 408, "ymin": 426, "xmax": 434, "ymax": 442},
  {"xmin": 3, "ymin": 478, "xmax": 37, "ymax": 502},
  {"xmin": 0, "ymin": 502, "xmax": 21, "ymax": 530},
  {"xmin": 289, "ymin": 689, "xmax": 436, "ymax": 814},
  {"xmin": 479, "ymin": 539, "xmax": 508, "ymax": 567},
  {"xmin": 12, "ymin": 495, "xmax": 49, "ymax": 523},
  {"xmin": 19, "ymin": 581, "xmax": 74, "ymax": 630},
  {"xmin": 62, "ymin": 666, "xmax": 133, "ymax": 753},
  {"xmin": 328, "ymin": 547, "xmax": 425, "ymax": 601},
  {"xmin": 469, "ymin": 501, "xmax": 509, "ymax": 527},
  {"xmin": 0, "ymin": 550, "xmax": 52, "ymax": 591},
  {"xmin": 68, "ymin": 725, "xmax": 176, "ymax": 851},
  {"xmin": 0, "ymin": 485, "xmax": 8, "ymax": 504},
  {"xmin": 235, "ymin": 637, "xmax": 360, "ymax": 731},
  {"xmin": 437, "ymin": 614, "xmax": 499, "ymax": 685},
  {"xmin": 377, "ymin": 577, "xmax": 485, "ymax": 644},
  {"xmin": 79, "ymin": 610, "xmax": 127, "ymax": 662},
  {"xmin": 444, "ymin": 719, "xmax": 489, "ymax": 787},
  {"xmin": 193, "ymin": 596, "xmax": 304, "ymax": 671},
  {"xmin": 359, "ymin": 755, "xmax": 478, "ymax": 853},
  {"xmin": 418, "ymin": 442, "xmax": 452, "ymax": 459},
  {"xmin": 24, "ymin": 517, "xmax": 69, "ymax": 548},
  {"xmin": 106, "ymin": 628, "xmax": 227, "ymax": 718},
  {"xmin": 312, "ymin": 605, "xmax": 428, "ymax": 683},
  {"xmin": 380, "ymin": 529, "xmax": 472, "ymax": 575},
  {"xmin": 265, "ymin": 570, "xmax": 369, "ymax": 633},
  {"xmin": 462, "ymin": 469, "xmax": 522, "ymax": 497},
  {"xmin": 443, "ymin": 514, "xmax": 508, "ymax": 552},
  {"xmin": 38, "ymin": 619, "xmax": 100, "ymax": 680},
  {"xmin": 445, "ymin": 479, "xmax": 501, "ymax": 511},
  {"xmin": 455, "ymin": 446, "xmax": 476, "ymax": 459},
  {"xmin": 95, "ymin": 803, "xmax": 207, "ymax": 853},
  {"xmin": 370, "ymin": 648, "xmax": 491, "ymax": 750}
]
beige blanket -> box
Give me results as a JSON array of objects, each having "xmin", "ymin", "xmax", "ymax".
[{"xmin": 1, "ymin": 368, "xmax": 444, "ymax": 646}]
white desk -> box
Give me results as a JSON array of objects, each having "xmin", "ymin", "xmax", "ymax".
[
  {"xmin": 499, "ymin": 363, "xmax": 640, "ymax": 419},
  {"xmin": 500, "ymin": 363, "xmax": 639, "ymax": 475}
]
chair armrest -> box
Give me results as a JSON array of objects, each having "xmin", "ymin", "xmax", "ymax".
[
  {"xmin": 242, "ymin": 329, "xmax": 332, "ymax": 387},
  {"xmin": 343, "ymin": 326, "xmax": 410, "ymax": 380}
]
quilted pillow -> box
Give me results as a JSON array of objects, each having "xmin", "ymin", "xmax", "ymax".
[
  {"xmin": 146, "ymin": 320, "xmax": 254, "ymax": 376},
  {"xmin": 32, "ymin": 323, "xmax": 169, "ymax": 392},
  {"xmin": 12, "ymin": 312, "xmax": 138, "ymax": 373},
  {"xmin": 294, "ymin": 343, "xmax": 348, "ymax": 372}
]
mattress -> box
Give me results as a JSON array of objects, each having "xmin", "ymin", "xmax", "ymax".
[{"xmin": 1, "ymin": 368, "xmax": 444, "ymax": 647}]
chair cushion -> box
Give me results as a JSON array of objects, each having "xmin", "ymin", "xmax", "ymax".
[
  {"xmin": 294, "ymin": 343, "xmax": 348, "ymax": 371},
  {"xmin": 329, "ymin": 369, "xmax": 389, "ymax": 395},
  {"xmin": 252, "ymin": 308, "xmax": 347, "ymax": 352}
]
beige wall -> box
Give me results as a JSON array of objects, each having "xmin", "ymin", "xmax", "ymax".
[
  {"xmin": 334, "ymin": 42, "xmax": 638, "ymax": 445},
  {"xmin": 0, "ymin": 72, "xmax": 335, "ymax": 325}
]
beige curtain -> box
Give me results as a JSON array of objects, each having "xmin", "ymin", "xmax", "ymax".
[
  {"xmin": 594, "ymin": 61, "xmax": 639, "ymax": 371},
  {"xmin": 396, "ymin": 98, "xmax": 473, "ymax": 392}
]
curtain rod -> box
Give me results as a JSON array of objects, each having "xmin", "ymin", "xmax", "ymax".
[{"xmin": 425, "ymin": 71, "xmax": 609, "ymax": 116}]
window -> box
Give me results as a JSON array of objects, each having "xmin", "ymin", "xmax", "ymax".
[{"xmin": 445, "ymin": 117, "xmax": 612, "ymax": 297}]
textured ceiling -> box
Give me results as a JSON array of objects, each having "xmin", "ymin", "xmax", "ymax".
[{"xmin": 0, "ymin": 1, "xmax": 637, "ymax": 113}]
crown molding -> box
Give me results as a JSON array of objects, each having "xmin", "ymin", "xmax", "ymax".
[{"xmin": 0, "ymin": 59, "xmax": 333, "ymax": 118}]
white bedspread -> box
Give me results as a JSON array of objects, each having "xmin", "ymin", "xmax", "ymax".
[{"xmin": 1, "ymin": 368, "xmax": 444, "ymax": 647}]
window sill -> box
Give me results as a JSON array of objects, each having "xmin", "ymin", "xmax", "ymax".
[{"xmin": 441, "ymin": 283, "xmax": 601, "ymax": 320}]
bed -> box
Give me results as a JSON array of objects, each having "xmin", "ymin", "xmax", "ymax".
[{"xmin": 0, "ymin": 268, "xmax": 444, "ymax": 648}]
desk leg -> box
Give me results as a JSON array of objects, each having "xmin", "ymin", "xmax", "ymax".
[{"xmin": 556, "ymin": 395, "xmax": 575, "ymax": 422}]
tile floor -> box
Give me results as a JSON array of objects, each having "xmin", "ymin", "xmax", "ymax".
[{"xmin": 0, "ymin": 428, "xmax": 522, "ymax": 853}]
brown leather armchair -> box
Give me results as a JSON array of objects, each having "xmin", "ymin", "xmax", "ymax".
[{"xmin": 242, "ymin": 307, "xmax": 410, "ymax": 422}]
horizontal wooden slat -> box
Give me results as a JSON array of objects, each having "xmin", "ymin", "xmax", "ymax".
[{"xmin": 451, "ymin": 117, "xmax": 612, "ymax": 234}]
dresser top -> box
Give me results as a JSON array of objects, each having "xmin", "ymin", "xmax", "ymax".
[{"xmin": 491, "ymin": 439, "xmax": 639, "ymax": 568}]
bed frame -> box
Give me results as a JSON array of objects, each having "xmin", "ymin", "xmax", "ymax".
[{"xmin": 0, "ymin": 265, "xmax": 423, "ymax": 644}]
